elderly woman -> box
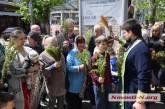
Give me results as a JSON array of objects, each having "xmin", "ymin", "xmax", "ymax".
[
  {"xmin": 66, "ymin": 36, "xmax": 90, "ymax": 109},
  {"xmin": 87, "ymin": 24, "xmax": 104, "ymax": 108},
  {"xmin": 39, "ymin": 37, "xmax": 66, "ymax": 109},
  {"xmin": 55, "ymin": 19, "xmax": 76, "ymax": 58},
  {"xmin": 7, "ymin": 30, "xmax": 38, "ymax": 109},
  {"xmin": 88, "ymin": 24, "xmax": 104, "ymax": 56}
]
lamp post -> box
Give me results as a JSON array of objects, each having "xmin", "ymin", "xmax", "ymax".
[
  {"xmin": 79, "ymin": 0, "xmax": 82, "ymax": 35},
  {"xmin": 29, "ymin": 0, "xmax": 33, "ymax": 26}
]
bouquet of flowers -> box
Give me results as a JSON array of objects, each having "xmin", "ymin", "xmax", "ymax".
[
  {"xmin": 1, "ymin": 40, "xmax": 17, "ymax": 82},
  {"xmin": 46, "ymin": 46, "xmax": 61, "ymax": 61}
]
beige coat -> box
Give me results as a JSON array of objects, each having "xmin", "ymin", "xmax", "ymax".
[{"xmin": 39, "ymin": 51, "xmax": 66, "ymax": 97}]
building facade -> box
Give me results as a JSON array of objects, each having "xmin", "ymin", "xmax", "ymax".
[
  {"xmin": 0, "ymin": 0, "xmax": 22, "ymax": 33},
  {"xmin": 50, "ymin": 0, "xmax": 79, "ymax": 35}
]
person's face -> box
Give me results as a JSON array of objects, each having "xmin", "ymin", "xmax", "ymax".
[
  {"xmin": 77, "ymin": 42, "xmax": 85, "ymax": 52},
  {"xmin": 28, "ymin": 37, "xmax": 37, "ymax": 48},
  {"xmin": 95, "ymin": 29, "xmax": 102, "ymax": 37},
  {"xmin": 43, "ymin": 40, "xmax": 48, "ymax": 49},
  {"xmin": 68, "ymin": 23, "xmax": 74, "ymax": 33},
  {"xmin": 108, "ymin": 42, "xmax": 113, "ymax": 48},
  {"xmin": 15, "ymin": 33, "xmax": 25, "ymax": 49},
  {"xmin": 32, "ymin": 27, "xmax": 41, "ymax": 34},
  {"xmin": 152, "ymin": 29, "xmax": 160, "ymax": 38},
  {"xmin": 123, "ymin": 30, "xmax": 133, "ymax": 41},
  {"xmin": 2, "ymin": 101, "xmax": 15, "ymax": 109},
  {"xmin": 43, "ymin": 37, "xmax": 56, "ymax": 49},
  {"xmin": 98, "ymin": 42, "xmax": 108, "ymax": 53},
  {"xmin": 74, "ymin": 30, "xmax": 79, "ymax": 36},
  {"xmin": 43, "ymin": 39, "xmax": 51, "ymax": 49}
]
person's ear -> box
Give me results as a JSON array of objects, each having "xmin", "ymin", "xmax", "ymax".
[{"xmin": 128, "ymin": 30, "xmax": 134, "ymax": 36}]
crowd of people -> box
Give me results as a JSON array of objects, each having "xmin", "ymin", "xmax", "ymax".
[{"xmin": 0, "ymin": 18, "xmax": 164, "ymax": 109}]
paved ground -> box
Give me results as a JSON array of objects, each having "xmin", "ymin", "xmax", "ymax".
[
  {"xmin": 81, "ymin": 90, "xmax": 165, "ymax": 109},
  {"xmin": 40, "ymin": 99, "xmax": 165, "ymax": 109},
  {"xmin": 82, "ymin": 102, "xmax": 165, "ymax": 109},
  {"xmin": 40, "ymin": 87, "xmax": 165, "ymax": 109}
]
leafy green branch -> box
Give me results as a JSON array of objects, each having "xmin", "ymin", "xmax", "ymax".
[{"xmin": 1, "ymin": 40, "xmax": 17, "ymax": 82}]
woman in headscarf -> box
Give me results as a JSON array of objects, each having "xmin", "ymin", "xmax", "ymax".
[
  {"xmin": 39, "ymin": 36, "xmax": 66, "ymax": 109},
  {"xmin": 66, "ymin": 36, "xmax": 91, "ymax": 109}
]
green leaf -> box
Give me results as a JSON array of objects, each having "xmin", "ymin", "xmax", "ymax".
[
  {"xmin": 134, "ymin": 0, "xmax": 165, "ymax": 22},
  {"xmin": 1, "ymin": 40, "xmax": 17, "ymax": 82},
  {"xmin": 46, "ymin": 46, "xmax": 61, "ymax": 61},
  {"xmin": 17, "ymin": 0, "xmax": 64, "ymax": 23}
]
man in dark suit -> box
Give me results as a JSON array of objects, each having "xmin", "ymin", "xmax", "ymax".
[{"xmin": 122, "ymin": 19, "xmax": 151, "ymax": 109}]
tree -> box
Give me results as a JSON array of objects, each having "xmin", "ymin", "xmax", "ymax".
[
  {"xmin": 16, "ymin": 0, "xmax": 64, "ymax": 34},
  {"xmin": 132, "ymin": 0, "xmax": 165, "ymax": 24},
  {"xmin": 16, "ymin": 0, "xmax": 31, "ymax": 23}
]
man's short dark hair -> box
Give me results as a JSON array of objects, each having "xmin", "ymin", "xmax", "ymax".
[
  {"xmin": 122, "ymin": 19, "xmax": 142, "ymax": 38},
  {"xmin": 28, "ymin": 31, "xmax": 42, "ymax": 42},
  {"xmin": 0, "ymin": 92, "xmax": 14, "ymax": 108}
]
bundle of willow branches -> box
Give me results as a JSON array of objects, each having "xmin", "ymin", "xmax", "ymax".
[
  {"xmin": 91, "ymin": 53, "xmax": 106, "ymax": 92},
  {"xmin": 152, "ymin": 51, "xmax": 165, "ymax": 69},
  {"xmin": 45, "ymin": 46, "xmax": 61, "ymax": 61},
  {"xmin": 117, "ymin": 39, "xmax": 125, "ymax": 77},
  {"xmin": 77, "ymin": 50, "xmax": 90, "ymax": 65},
  {"xmin": 1, "ymin": 40, "xmax": 17, "ymax": 82}
]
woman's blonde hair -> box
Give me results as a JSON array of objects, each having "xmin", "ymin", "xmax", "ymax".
[
  {"xmin": 152, "ymin": 24, "xmax": 161, "ymax": 31},
  {"xmin": 10, "ymin": 30, "xmax": 24, "ymax": 39}
]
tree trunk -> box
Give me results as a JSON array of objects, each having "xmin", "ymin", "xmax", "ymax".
[
  {"xmin": 40, "ymin": 8, "xmax": 50, "ymax": 35},
  {"xmin": 150, "ymin": 0, "xmax": 156, "ymax": 24}
]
